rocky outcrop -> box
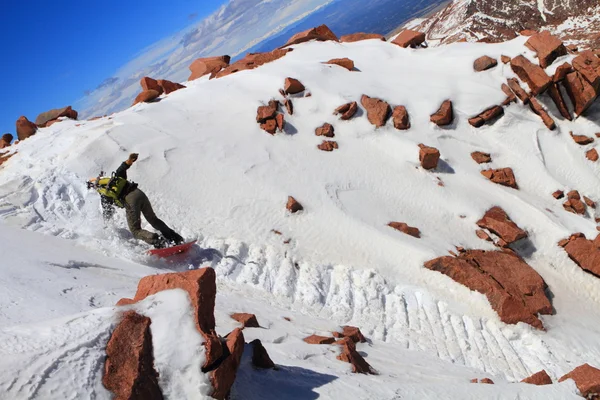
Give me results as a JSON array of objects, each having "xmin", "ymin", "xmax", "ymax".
[
  {"xmin": 0, "ymin": 133, "xmax": 12, "ymax": 148},
  {"xmin": 133, "ymin": 90, "xmax": 160, "ymax": 106},
  {"xmin": 473, "ymin": 56, "xmax": 498, "ymax": 72},
  {"xmin": 337, "ymin": 337, "xmax": 375, "ymax": 374},
  {"xmin": 388, "ymin": 222, "xmax": 421, "ymax": 238},
  {"xmin": 361, "ymin": 95, "xmax": 391, "ymax": 127},
  {"xmin": 283, "ymin": 25, "xmax": 339, "ymax": 47},
  {"xmin": 210, "ymin": 328, "xmax": 245, "ymax": 400},
  {"xmin": 392, "ymin": 106, "xmax": 410, "ymax": 130},
  {"xmin": 230, "ymin": 313, "xmax": 260, "ymax": 328},
  {"xmin": 188, "ymin": 56, "xmax": 231, "ymax": 81},
  {"xmin": 16, "ymin": 116, "xmax": 37, "ymax": 140},
  {"xmin": 507, "ymin": 78, "xmax": 530, "ymax": 104},
  {"xmin": 563, "ymin": 71, "xmax": 598, "ymax": 116},
  {"xmin": 425, "ymin": 250, "xmax": 552, "ymax": 329},
  {"xmin": 560, "ymin": 233, "xmax": 600, "ymax": 276},
  {"xmin": 476, "ymin": 207, "xmax": 527, "ymax": 244},
  {"xmin": 563, "ymin": 190, "xmax": 586, "ymax": 215},
  {"xmin": 525, "ymin": 31, "xmax": 567, "ymax": 68},
  {"xmin": 481, "ymin": 168, "xmax": 518, "ymax": 189},
  {"xmin": 340, "ymin": 33, "xmax": 385, "ymax": 42},
  {"xmin": 547, "ymin": 83, "xmax": 572, "ymax": 121},
  {"xmin": 286, "ymin": 196, "xmax": 303, "ymax": 213},
  {"xmin": 553, "ymin": 62, "xmax": 573, "ymax": 82},
  {"xmin": 559, "ymin": 364, "xmax": 600, "ymax": 398},
  {"xmin": 587, "ymin": 149, "xmax": 599, "ymax": 162},
  {"xmin": 332, "ymin": 326, "xmax": 367, "ymax": 343},
  {"xmin": 334, "ymin": 101, "xmax": 358, "ymax": 120},
  {"xmin": 315, "ymin": 123, "xmax": 335, "ymax": 137},
  {"xmin": 284, "ymin": 78, "xmax": 305, "ymax": 95},
  {"xmin": 103, "ymin": 311, "xmax": 163, "ymax": 400},
  {"xmin": 250, "ymin": 339, "xmax": 275, "ymax": 369},
  {"xmin": 572, "ymin": 50, "xmax": 600, "ymax": 90},
  {"xmin": 325, "ymin": 58, "xmax": 354, "ymax": 71},
  {"xmin": 418, "ymin": 144, "xmax": 440, "ymax": 170},
  {"xmin": 529, "ymin": 98, "xmax": 556, "ymax": 130},
  {"xmin": 468, "ymin": 106, "xmax": 504, "ymax": 127},
  {"xmin": 140, "ymin": 77, "xmax": 164, "ymax": 95},
  {"xmin": 392, "ymin": 29, "xmax": 426, "ymax": 48},
  {"xmin": 157, "ymin": 79, "xmax": 185, "ymax": 95},
  {"xmin": 35, "ymin": 106, "xmax": 78, "ymax": 127},
  {"xmin": 571, "ymin": 132, "xmax": 594, "ymax": 145},
  {"xmin": 522, "ymin": 370, "xmax": 553, "ymax": 385},
  {"xmin": 471, "ymin": 151, "xmax": 492, "ymax": 164},
  {"xmin": 430, "ymin": 100, "xmax": 453, "ymax": 126},
  {"xmin": 304, "ymin": 335, "xmax": 336, "ymax": 345},
  {"xmin": 216, "ymin": 49, "xmax": 291, "ymax": 79},
  {"xmin": 510, "ymin": 56, "xmax": 551, "ymax": 95},
  {"xmin": 318, "ymin": 140, "xmax": 339, "ymax": 152}
]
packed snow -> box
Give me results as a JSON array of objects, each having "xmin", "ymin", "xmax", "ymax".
[{"xmin": 1, "ymin": 34, "xmax": 600, "ymax": 399}]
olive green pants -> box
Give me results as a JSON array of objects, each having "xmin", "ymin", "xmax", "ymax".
[{"xmin": 124, "ymin": 188, "xmax": 177, "ymax": 245}]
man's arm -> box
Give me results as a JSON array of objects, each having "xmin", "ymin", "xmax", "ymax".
[{"xmin": 114, "ymin": 153, "xmax": 138, "ymax": 179}]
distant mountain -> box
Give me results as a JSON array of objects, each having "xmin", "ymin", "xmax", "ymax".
[{"xmin": 405, "ymin": 0, "xmax": 600, "ymax": 48}]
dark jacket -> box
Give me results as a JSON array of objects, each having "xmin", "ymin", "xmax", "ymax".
[{"xmin": 101, "ymin": 162, "xmax": 138, "ymax": 220}]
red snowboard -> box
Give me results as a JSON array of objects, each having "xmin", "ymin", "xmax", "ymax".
[{"xmin": 147, "ymin": 240, "xmax": 196, "ymax": 258}]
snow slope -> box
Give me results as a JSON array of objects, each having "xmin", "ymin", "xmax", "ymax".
[{"xmin": 1, "ymin": 35, "xmax": 600, "ymax": 398}]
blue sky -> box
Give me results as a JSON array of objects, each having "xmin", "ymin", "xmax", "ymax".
[{"xmin": 1, "ymin": 0, "xmax": 226, "ymax": 136}]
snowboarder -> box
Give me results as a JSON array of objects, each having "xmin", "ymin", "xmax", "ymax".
[{"xmin": 87, "ymin": 153, "xmax": 184, "ymax": 248}]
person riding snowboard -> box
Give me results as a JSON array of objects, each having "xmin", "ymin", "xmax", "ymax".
[{"xmin": 88, "ymin": 153, "xmax": 184, "ymax": 248}]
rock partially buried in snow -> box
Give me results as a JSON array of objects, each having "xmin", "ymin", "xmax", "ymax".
[
  {"xmin": 529, "ymin": 98, "xmax": 556, "ymax": 130},
  {"xmin": 553, "ymin": 190, "xmax": 565, "ymax": 199},
  {"xmin": 361, "ymin": 95, "xmax": 391, "ymax": 127},
  {"xmin": 336, "ymin": 337, "xmax": 375, "ymax": 374},
  {"xmin": 468, "ymin": 106, "xmax": 504, "ymax": 127},
  {"xmin": 315, "ymin": 123, "xmax": 335, "ymax": 137},
  {"xmin": 560, "ymin": 233, "xmax": 600, "ymax": 276},
  {"xmin": 388, "ymin": 222, "xmax": 421, "ymax": 238},
  {"xmin": 473, "ymin": 56, "xmax": 498, "ymax": 72},
  {"xmin": 430, "ymin": 100, "xmax": 454, "ymax": 126},
  {"xmin": 140, "ymin": 77, "xmax": 163, "ymax": 95},
  {"xmin": 563, "ymin": 72, "xmax": 597, "ymax": 116},
  {"xmin": 507, "ymin": 78, "xmax": 530, "ymax": 104},
  {"xmin": 521, "ymin": 370, "xmax": 553, "ymax": 385},
  {"xmin": 286, "ymin": 196, "xmax": 303, "ymax": 213},
  {"xmin": 303, "ymin": 335, "xmax": 335, "ymax": 345},
  {"xmin": 283, "ymin": 24, "xmax": 339, "ymax": 47},
  {"xmin": 572, "ymin": 50, "xmax": 600, "ymax": 90},
  {"xmin": 392, "ymin": 106, "xmax": 410, "ymax": 130},
  {"xmin": 340, "ymin": 33, "xmax": 385, "ymax": 42},
  {"xmin": 260, "ymin": 119, "xmax": 277, "ymax": 135},
  {"xmin": 284, "ymin": 78, "xmax": 305, "ymax": 95},
  {"xmin": 559, "ymin": 364, "xmax": 600, "ymax": 398},
  {"xmin": 35, "ymin": 106, "xmax": 78, "ymax": 127},
  {"xmin": 548, "ymin": 83, "xmax": 572, "ymax": 121},
  {"xmin": 510, "ymin": 55, "xmax": 552, "ymax": 95},
  {"xmin": 325, "ymin": 58, "xmax": 355, "ymax": 71},
  {"xmin": 256, "ymin": 102, "xmax": 278, "ymax": 123},
  {"xmin": 501, "ymin": 84, "xmax": 517, "ymax": 105},
  {"xmin": 481, "ymin": 168, "xmax": 518, "ymax": 189},
  {"xmin": 318, "ymin": 140, "xmax": 339, "ymax": 152},
  {"xmin": 332, "ymin": 326, "xmax": 367, "ymax": 343},
  {"xmin": 392, "ymin": 29, "xmax": 426, "ymax": 48},
  {"xmin": 418, "ymin": 144, "xmax": 440, "ymax": 170},
  {"xmin": 425, "ymin": 250, "xmax": 552, "ymax": 329},
  {"xmin": 334, "ymin": 101, "xmax": 358, "ymax": 120},
  {"xmin": 524, "ymin": 31, "xmax": 567, "ymax": 68},
  {"xmin": 471, "ymin": 151, "xmax": 492, "ymax": 164},
  {"xmin": 284, "ymin": 99, "xmax": 293, "ymax": 115},
  {"xmin": 157, "ymin": 79, "xmax": 185, "ymax": 95},
  {"xmin": 571, "ymin": 132, "xmax": 594, "ymax": 145},
  {"xmin": 230, "ymin": 313, "xmax": 260, "ymax": 328},
  {"xmin": 587, "ymin": 149, "xmax": 599, "ymax": 162},
  {"xmin": 103, "ymin": 311, "xmax": 163, "ymax": 400},
  {"xmin": 251, "ymin": 339, "xmax": 275, "ymax": 369},
  {"xmin": 133, "ymin": 90, "xmax": 160, "ymax": 106},
  {"xmin": 501, "ymin": 55, "xmax": 511, "ymax": 64},
  {"xmin": 188, "ymin": 55, "xmax": 231, "ymax": 81},
  {"xmin": 210, "ymin": 328, "xmax": 245, "ymax": 400},
  {"xmin": 476, "ymin": 207, "xmax": 527, "ymax": 244},
  {"xmin": 15, "ymin": 116, "xmax": 37, "ymax": 140},
  {"xmin": 217, "ymin": 50, "xmax": 290, "ymax": 79}
]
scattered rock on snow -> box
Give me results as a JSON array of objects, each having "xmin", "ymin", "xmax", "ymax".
[
  {"xmin": 418, "ymin": 144, "xmax": 440, "ymax": 170},
  {"xmin": 430, "ymin": 100, "xmax": 454, "ymax": 126},
  {"xmin": 230, "ymin": 313, "xmax": 260, "ymax": 328},
  {"xmin": 468, "ymin": 105, "xmax": 504, "ymax": 127},
  {"xmin": 286, "ymin": 196, "xmax": 304, "ymax": 213},
  {"xmin": 522, "ymin": 370, "xmax": 553, "ymax": 385},
  {"xmin": 473, "ymin": 56, "xmax": 498, "ymax": 72},
  {"xmin": 507, "ymin": 78, "xmax": 530, "ymax": 104},
  {"xmin": 303, "ymin": 335, "xmax": 336, "ymax": 345},
  {"xmin": 388, "ymin": 222, "xmax": 421, "ymax": 238},
  {"xmin": 524, "ymin": 31, "xmax": 567, "ymax": 68},
  {"xmin": 188, "ymin": 55, "xmax": 231, "ymax": 80},
  {"xmin": 481, "ymin": 168, "xmax": 518, "ymax": 189},
  {"xmin": 210, "ymin": 328, "xmax": 245, "ymax": 400},
  {"xmin": 501, "ymin": 84, "xmax": 517, "ymax": 105},
  {"xmin": 571, "ymin": 132, "xmax": 594, "ymax": 145},
  {"xmin": 140, "ymin": 77, "xmax": 164, "ymax": 95},
  {"xmin": 315, "ymin": 123, "xmax": 335, "ymax": 137},
  {"xmin": 332, "ymin": 326, "xmax": 367, "ymax": 343},
  {"xmin": 529, "ymin": 98, "xmax": 556, "ymax": 130},
  {"xmin": 325, "ymin": 58, "xmax": 355, "ymax": 71},
  {"xmin": 334, "ymin": 101, "xmax": 358, "ymax": 120},
  {"xmin": 217, "ymin": 49, "xmax": 291, "ymax": 79},
  {"xmin": 572, "ymin": 50, "xmax": 600, "ymax": 89},
  {"xmin": 561, "ymin": 233, "xmax": 600, "ymax": 276},
  {"xmin": 336, "ymin": 337, "xmax": 375, "ymax": 374},
  {"xmin": 547, "ymin": 83, "xmax": 572, "ymax": 121},
  {"xmin": 256, "ymin": 103, "xmax": 278, "ymax": 123},
  {"xmin": 476, "ymin": 207, "xmax": 527, "ymax": 244},
  {"xmin": 510, "ymin": 55, "xmax": 552, "ymax": 95},
  {"xmin": 392, "ymin": 106, "xmax": 410, "ymax": 130},
  {"xmin": 318, "ymin": 140, "xmax": 339, "ymax": 152},
  {"xmin": 133, "ymin": 90, "xmax": 160, "ymax": 106},
  {"xmin": 471, "ymin": 151, "xmax": 492, "ymax": 164},
  {"xmin": 563, "ymin": 71, "xmax": 598, "ymax": 116},
  {"xmin": 391, "ymin": 29, "xmax": 426, "ymax": 48},
  {"xmin": 251, "ymin": 339, "xmax": 275, "ymax": 369},
  {"xmin": 584, "ymin": 196, "xmax": 596, "ymax": 208},
  {"xmin": 157, "ymin": 79, "xmax": 185, "ymax": 95},
  {"xmin": 275, "ymin": 114, "xmax": 285, "ymax": 132},
  {"xmin": 35, "ymin": 106, "xmax": 78, "ymax": 127},
  {"xmin": 283, "ymin": 24, "xmax": 339, "ymax": 47},
  {"xmin": 340, "ymin": 33, "xmax": 385, "ymax": 42},
  {"xmin": 284, "ymin": 99, "xmax": 293, "ymax": 115},
  {"xmin": 260, "ymin": 119, "xmax": 278, "ymax": 135},
  {"xmin": 16, "ymin": 116, "xmax": 37, "ymax": 140},
  {"xmin": 501, "ymin": 55, "xmax": 511, "ymax": 64},
  {"xmin": 559, "ymin": 363, "xmax": 600, "ymax": 398},
  {"xmin": 476, "ymin": 229, "xmax": 493, "ymax": 241},
  {"xmin": 553, "ymin": 190, "xmax": 565, "ymax": 199},
  {"xmin": 587, "ymin": 149, "xmax": 599, "ymax": 162},
  {"xmin": 284, "ymin": 78, "xmax": 306, "ymax": 95},
  {"xmin": 0, "ymin": 133, "xmax": 12, "ymax": 148},
  {"xmin": 361, "ymin": 95, "xmax": 391, "ymax": 127}
]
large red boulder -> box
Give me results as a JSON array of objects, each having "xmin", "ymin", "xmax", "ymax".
[
  {"xmin": 188, "ymin": 56, "xmax": 231, "ymax": 81},
  {"xmin": 529, "ymin": 98, "xmax": 556, "ymax": 130},
  {"xmin": 334, "ymin": 101, "xmax": 358, "ymax": 120},
  {"xmin": 284, "ymin": 78, "xmax": 306, "ymax": 95},
  {"xmin": 325, "ymin": 58, "xmax": 354, "ymax": 71},
  {"xmin": 476, "ymin": 207, "xmax": 527, "ymax": 244},
  {"xmin": 525, "ymin": 31, "xmax": 567, "ymax": 68},
  {"xmin": 157, "ymin": 79, "xmax": 185, "ymax": 95},
  {"xmin": 16, "ymin": 116, "xmax": 37, "ymax": 140},
  {"xmin": 132, "ymin": 90, "xmax": 160, "ymax": 106},
  {"xmin": 553, "ymin": 62, "xmax": 573, "ymax": 82},
  {"xmin": 337, "ymin": 337, "xmax": 375, "ymax": 374},
  {"xmin": 563, "ymin": 71, "xmax": 598, "ymax": 116},
  {"xmin": 35, "ymin": 106, "xmax": 78, "ymax": 127},
  {"xmin": 560, "ymin": 233, "xmax": 600, "ymax": 276},
  {"xmin": 510, "ymin": 56, "xmax": 552, "ymax": 95},
  {"xmin": 473, "ymin": 56, "xmax": 498, "ymax": 72},
  {"xmin": 522, "ymin": 370, "xmax": 553, "ymax": 385},
  {"xmin": 418, "ymin": 144, "xmax": 440, "ymax": 170},
  {"xmin": 216, "ymin": 50, "xmax": 290, "ymax": 78},
  {"xmin": 547, "ymin": 83, "xmax": 572, "ymax": 121},
  {"xmin": 430, "ymin": 100, "xmax": 454, "ymax": 126},
  {"xmin": 572, "ymin": 50, "xmax": 600, "ymax": 90},
  {"xmin": 210, "ymin": 328, "xmax": 245, "ymax": 400},
  {"xmin": 392, "ymin": 106, "xmax": 410, "ymax": 130},
  {"xmin": 284, "ymin": 25, "xmax": 339, "ymax": 47},
  {"xmin": 481, "ymin": 168, "xmax": 518, "ymax": 189},
  {"xmin": 103, "ymin": 311, "xmax": 163, "ymax": 400},
  {"xmin": 140, "ymin": 77, "xmax": 163, "ymax": 95},
  {"xmin": 559, "ymin": 364, "xmax": 600, "ymax": 398},
  {"xmin": 392, "ymin": 29, "xmax": 426, "ymax": 48},
  {"xmin": 425, "ymin": 250, "xmax": 552, "ymax": 329},
  {"xmin": 388, "ymin": 222, "xmax": 421, "ymax": 238},
  {"xmin": 361, "ymin": 95, "xmax": 391, "ymax": 127},
  {"xmin": 468, "ymin": 106, "xmax": 504, "ymax": 127},
  {"xmin": 340, "ymin": 33, "xmax": 385, "ymax": 42}
]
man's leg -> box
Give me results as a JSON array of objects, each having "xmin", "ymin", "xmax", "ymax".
[
  {"xmin": 125, "ymin": 189, "xmax": 160, "ymax": 245},
  {"xmin": 137, "ymin": 189, "xmax": 184, "ymax": 244}
]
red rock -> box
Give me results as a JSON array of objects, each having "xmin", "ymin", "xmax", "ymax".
[
  {"xmin": 188, "ymin": 56, "xmax": 230, "ymax": 81},
  {"xmin": 563, "ymin": 198, "xmax": 586, "ymax": 215},
  {"xmin": 430, "ymin": 100, "xmax": 454, "ymax": 126},
  {"xmin": 132, "ymin": 90, "xmax": 160, "ymax": 106},
  {"xmin": 469, "ymin": 106, "xmax": 504, "ymax": 127},
  {"xmin": 587, "ymin": 149, "xmax": 599, "ymax": 162},
  {"xmin": 336, "ymin": 337, "xmax": 375, "ymax": 374},
  {"xmin": 501, "ymin": 84, "xmax": 517, "ymax": 105},
  {"xmin": 568, "ymin": 189, "xmax": 581, "ymax": 200},
  {"xmin": 572, "ymin": 50, "xmax": 600, "ymax": 90},
  {"xmin": 284, "ymin": 25, "xmax": 339, "ymax": 47},
  {"xmin": 388, "ymin": 222, "xmax": 421, "ymax": 238},
  {"xmin": 563, "ymin": 71, "xmax": 598, "ymax": 116},
  {"xmin": 0, "ymin": 133, "xmax": 12, "ymax": 148},
  {"xmin": 529, "ymin": 98, "xmax": 556, "ymax": 130},
  {"xmin": 116, "ymin": 298, "xmax": 136, "ymax": 306},
  {"xmin": 210, "ymin": 328, "xmax": 245, "ymax": 400},
  {"xmin": 284, "ymin": 99, "xmax": 293, "ymax": 115},
  {"xmin": 553, "ymin": 62, "xmax": 573, "ymax": 82},
  {"xmin": 470, "ymin": 378, "xmax": 479, "ymax": 383},
  {"xmin": 284, "ymin": 78, "xmax": 305, "ymax": 95},
  {"xmin": 286, "ymin": 196, "xmax": 303, "ymax": 213},
  {"xmin": 520, "ymin": 30, "xmax": 537, "ymax": 36},
  {"xmin": 425, "ymin": 250, "xmax": 552, "ymax": 329},
  {"xmin": 476, "ymin": 229, "xmax": 493, "ymax": 241},
  {"xmin": 471, "ymin": 151, "xmax": 492, "ymax": 164},
  {"xmin": 340, "ymin": 33, "xmax": 385, "ymax": 42},
  {"xmin": 0, "ymin": 152, "xmax": 14, "ymax": 166},
  {"xmin": 585, "ymin": 196, "xmax": 596, "ymax": 208},
  {"xmin": 217, "ymin": 49, "xmax": 291, "ymax": 78},
  {"xmin": 260, "ymin": 119, "xmax": 277, "ymax": 135},
  {"xmin": 157, "ymin": 79, "xmax": 185, "ymax": 95},
  {"xmin": 418, "ymin": 144, "xmax": 440, "ymax": 170},
  {"xmin": 507, "ymin": 78, "xmax": 530, "ymax": 104},
  {"xmin": 553, "ymin": 190, "xmax": 565, "ymax": 199},
  {"xmin": 392, "ymin": 29, "xmax": 426, "ymax": 48},
  {"xmin": 477, "ymin": 207, "xmax": 527, "ymax": 244},
  {"xmin": 230, "ymin": 313, "xmax": 259, "ymax": 328},
  {"xmin": 571, "ymin": 132, "xmax": 594, "ymax": 145},
  {"xmin": 510, "ymin": 55, "xmax": 552, "ymax": 95},
  {"xmin": 257, "ymin": 101, "xmax": 278, "ymax": 123},
  {"xmin": 548, "ymin": 83, "xmax": 572, "ymax": 121},
  {"xmin": 251, "ymin": 339, "xmax": 275, "ymax": 369},
  {"xmin": 392, "ymin": 106, "xmax": 410, "ymax": 130},
  {"xmin": 140, "ymin": 77, "xmax": 163, "ymax": 95},
  {"xmin": 103, "ymin": 311, "xmax": 163, "ymax": 400},
  {"xmin": 318, "ymin": 140, "xmax": 339, "ymax": 152},
  {"xmin": 481, "ymin": 168, "xmax": 518, "ymax": 189},
  {"xmin": 15, "ymin": 116, "xmax": 37, "ymax": 140},
  {"xmin": 522, "ymin": 370, "xmax": 553, "ymax": 385},
  {"xmin": 480, "ymin": 378, "xmax": 495, "ymax": 384},
  {"xmin": 525, "ymin": 31, "xmax": 567, "ymax": 68},
  {"xmin": 473, "ymin": 56, "xmax": 498, "ymax": 71},
  {"xmin": 275, "ymin": 114, "xmax": 285, "ymax": 132},
  {"xmin": 303, "ymin": 335, "xmax": 335, "ymax": 345},
  {"xmin": 35, "ymin": 106, "xmax": 78, "ymax": 127},
  {"xmin": 332, "ymin": 326, "xmax": 367, "ymax": 343},
  {"xmin": 567, "ymin": 44, "xmax": 579, "ymax": 53},
  {"xmin": 559, "ymin": 364, "xmax": 600, "ymax": 398},
  {"xmin": 361, "ymin": 95, "xmax": 391, "ymax": 127},
  {"xmin": 325, "ymin": 58, "xmax": 354, "ymax": 71},
  {"xmin": 334, "ymin": 101, "xmax": 358, "ymax": 120},
  {"xmin": 315, "ymin": 123, "xmax": 335, "ymax": 137},
  {"xmin": 501, "ymin": 55, "xmax": 511, "ymax": 64}
]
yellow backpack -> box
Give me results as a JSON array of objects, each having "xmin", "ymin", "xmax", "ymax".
[{"xmin": 94, "ymin": 174, "xmax": 128, "ymax": 208}]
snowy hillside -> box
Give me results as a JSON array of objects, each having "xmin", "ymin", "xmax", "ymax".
[{"xmin": 2, "ymin": 26, "xmax": 600, "ymax": 399}]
